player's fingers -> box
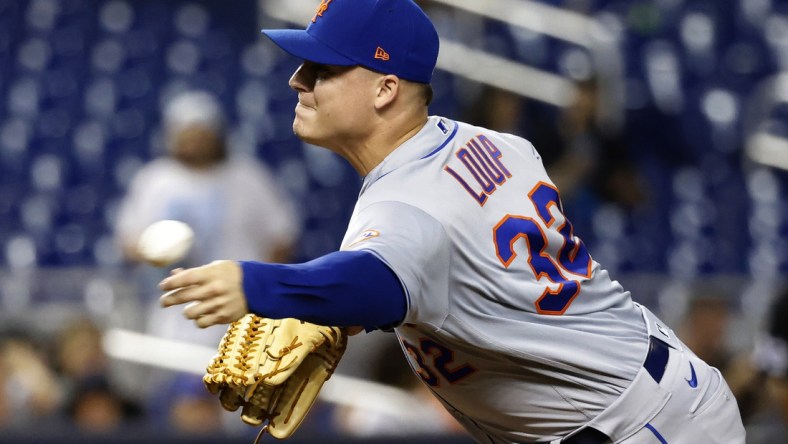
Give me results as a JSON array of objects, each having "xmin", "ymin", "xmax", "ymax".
[
  {"xmin": 182, "ymin": 301, "xmax": 206, "ymax": 320},
  {"xmin": 188, "ymin": 298, "xmax": 246, "ymax": 327},
  {"xmin": 159, "ymin": 285, "xmax": 212, "ymax": 307},
  {"xmin": 182, "ymin": 297, "xmax": 223, "ymax": 320},
  {"xmin": 195, "ymin": 312, "xmax": 225, "ymax": 329},
  {"xmin": 159, "ymin": 266, "xmax": 208, "ymax": 291},
  {"xmin": 196, "ymin": 311, "xmax": 242, "ymax": 328},
  {"xmin": 159, "ymin": 269, "xmax": 196, "ymax": 291},
  {"xmin": 159, "ymin": 288, "xmax": 188, "ymax": 307},
  {"xmin": 162, "ymin": 276, "xmax": 242, "ymax": 307},
  {"xmin": 160, "ymin": 261, "xmax": 240, "ymax": 291}
]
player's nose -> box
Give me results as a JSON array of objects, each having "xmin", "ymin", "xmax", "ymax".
[{"xmin": 289, "ymin": 63, "xmax": 311, "ymax": 92}]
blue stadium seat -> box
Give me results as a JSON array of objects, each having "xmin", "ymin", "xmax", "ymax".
[
  {"xmin": 3, "ymin": 233, "xmax": 39, "ymax": 268},
  {"xmin": 0, "ymin": 0, "xmax": 782, "ymax": 270},
  {"xmin": 53, "ymin": 223, "xmax": 91, "ymax": 265}
]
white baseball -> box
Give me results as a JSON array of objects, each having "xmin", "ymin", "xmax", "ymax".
[{"xmin": 137, "ymin": 220, "xmax": 195, "ymax": 267}]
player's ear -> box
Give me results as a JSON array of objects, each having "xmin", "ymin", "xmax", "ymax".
[{"xmin": 373, "ymin": 74, "xmax": 399, "ymax": 109}]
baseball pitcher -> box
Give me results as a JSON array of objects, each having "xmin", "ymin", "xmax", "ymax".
[{"xmin": 159, "ymin": 0, "xmax": 746, "ymax": 442}]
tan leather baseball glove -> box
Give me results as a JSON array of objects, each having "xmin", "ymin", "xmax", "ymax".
[{"xmin": 204, "ymin": 314, "xmax": 347, "ymax": 440}]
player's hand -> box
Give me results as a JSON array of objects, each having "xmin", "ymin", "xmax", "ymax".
[{"xmin": 159, "ymin": 260, "xmax": 249, "ymax": 328}]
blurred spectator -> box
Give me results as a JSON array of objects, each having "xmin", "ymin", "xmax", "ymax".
[
  {"xmin": 745, "ymin": 287, "xmax": 788, "ymax": 444},
  {"xmin": 462, "ymin": 80, "xmax": 645, "ymax": 229},
  {"xmin": 676, "ymin": 285, "xmax": 734, "ymax": 372},
  {"xmin": 463, "ymin": 79, "xmax": 648, "ymax": 250},
  {"xmin": 114, "ymin": 90, "xmax": 302, "ymax": 347},
  {"xmin": 727, "ymin": 285, "xmax": 788, "ymax": 443},
  {"xmin": 54, "ymin": 318, "xmax": 108, "ymax": 383},
  {"xmin": 0, "ymin": 364, "xmax": 7, "ymax": 427},
  {"xmin": 115, "ymin": 89, "xmax": 301, "ymax": 266},
  {"xmin": 547, "ymin": 78, "xmax": 645, "ymax": 209},
  {"xmin": 150, "ymin": 374, "xmax": 223, "ymax": 434},
  {"xmin": 333, "ymin": 337, "xmax": 466, "ymax": 438},
  {"xmin": 461, "ymin": 86, "xmax": 564, "ymax": 162},
  {"xmin": 65, "ymin": 375, "xmax": 143, "ymax": 433},
  {"xmin": 0, "ymin": 332, "xmax": 64, "ymax": 427},
  {"xmin": 52, "ymin": 318, "xmax": 146, "ymax": 431}
]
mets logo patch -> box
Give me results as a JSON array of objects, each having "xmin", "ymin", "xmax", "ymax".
[
  {"xmin": 312, "ymin": 0, "xmax": 333, "ymax": 23},
  {"xmin": 347, "ymin": 229, "xmax": 379, "ymax": 247}
]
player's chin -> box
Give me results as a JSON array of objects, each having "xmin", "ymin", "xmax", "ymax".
[
  {"xmin": 292, "ymin": 120, "xmax": 308, "ymax": 139},
  {"xmin": 292, "ymin": 119, "xmax": 318, "ymax": 143}
]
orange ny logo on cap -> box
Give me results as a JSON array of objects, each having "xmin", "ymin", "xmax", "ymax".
[
  {"xmin": 312, "ymin": 0, "xmax": 333, "ymax": 23},
  {"xmin": 374, "ymin": 47, "xmax": 390, "ymax": 61}
]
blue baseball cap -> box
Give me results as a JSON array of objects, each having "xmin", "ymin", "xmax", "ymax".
[{"xmin": 261, "ymin": 0, "xmax": 439, "ymax": 84}]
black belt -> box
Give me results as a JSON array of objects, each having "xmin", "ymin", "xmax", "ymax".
[
  {"xmin": 561, "ymin": 427, "xmax": 611, "ymax": 444},
  {"xmin": 642, "ymin": 336, "xmax": 671, "ymax": 383},
  {"xmin": 561, "ymin": 336, "xmax": 671, "ymax": 444}
]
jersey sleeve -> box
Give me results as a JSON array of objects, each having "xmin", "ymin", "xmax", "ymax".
[
  {"xmin": 240, "ymin": 250, "xmax": 406, "ymax": 331},
  {"xmin": 341, "ymin": 200, "xmax": 450, "ymax": 330}
]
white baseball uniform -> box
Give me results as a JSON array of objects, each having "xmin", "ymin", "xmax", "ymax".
[{"xmin": 340, "ymin": 116, "xmax": 744, "ymax": 443}]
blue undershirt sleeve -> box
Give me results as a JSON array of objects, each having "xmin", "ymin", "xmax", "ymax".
[{"xmin": 239, "ymin": 250, "xmax": 406, "ymax": 331}]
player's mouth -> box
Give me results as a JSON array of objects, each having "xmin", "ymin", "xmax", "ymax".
[{"xmin": 295, "ymin": 102, "xmax": 315, "ymax": 112}]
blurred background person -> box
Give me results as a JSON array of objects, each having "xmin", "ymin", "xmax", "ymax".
[
  {"xmin": 112, "ymin": 90, "xmax": 301, "ymax": 421},
  {"xmin": 149, "ymin": 374, "xmax": 224, "ymax": 435},
  {"xmin": 545, "ymin": 78, "xmax": 646, "ymax": 211},
  {"xmin": 726, "ymin": 285, "xmax": 788, "ymax": 443},
  {"xmin": 676, "ymin": 284, "xmax": 735, "ymax": 373},
  {"xmin": 52, "ymin": 318, "xmax": 145, "ymax": 433},
  {"xmin": 64, "ymin": 375, "xmax": 143, "ymax": 433},
  {"xmin": 54, "ymin": 318, "xmax": 109, "ymax": 384},
  {"xmin": 461, "ymin": 79, "xmax": 646, "ymax": 238},
  {"xmin": 114, "ymin": 90, "xmax": 301, "ymax": 347},
  {"xmin": 115, "ymin": 89, "xmax": 300, "ymax": 267},
  {"xmin": 0, "ymin": 330, "xmax": 63, "ymax": 428},
  {"xmin": 0, "ymin": 363, "xmax": 7, "ymax": 428}
]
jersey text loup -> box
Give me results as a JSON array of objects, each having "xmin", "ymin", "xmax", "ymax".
[{"xmin": 444, "ymin": 134, "xmax": 512, "ymax": 206}]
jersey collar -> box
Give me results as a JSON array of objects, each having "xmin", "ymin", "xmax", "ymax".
[{"xmin": 360, "ymin": 116, "xmax": 457, "ymax": 194}]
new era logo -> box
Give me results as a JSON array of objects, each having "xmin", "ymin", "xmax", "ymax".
[{"xmin": 374, "ymin": 46, "xmax": 390, "ymax": 61}]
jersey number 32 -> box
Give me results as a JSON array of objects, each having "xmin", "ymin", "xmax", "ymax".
[{"xmin": 493, "ymin": 182, "xmax": 592, "ymax": 314}]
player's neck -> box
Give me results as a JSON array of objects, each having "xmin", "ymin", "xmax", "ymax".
[{"xmin": 345, "ymin": 113, "xmax": 428, "ymax": 177}]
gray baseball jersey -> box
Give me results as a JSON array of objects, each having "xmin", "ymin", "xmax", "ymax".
[{"xmin": 340, "ymin": 116, "xmax": 651, "ymax": 442}]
